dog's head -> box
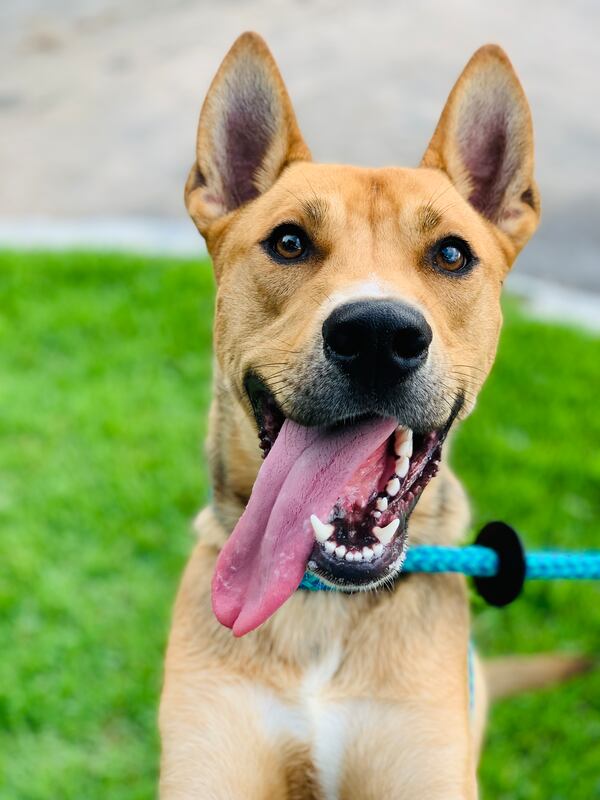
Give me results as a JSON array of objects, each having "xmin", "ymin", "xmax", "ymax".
[{"xmin": 186, "ymin": 33, "xmax": 539, "ymax": 634}]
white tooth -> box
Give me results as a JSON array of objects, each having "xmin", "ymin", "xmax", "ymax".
[
  {"xmin": 394, "ymin": 427, "xmax": 412, "ymax": 454},
  {"xmin": 335, "ymin": 545, "xmax": 347, "ymax": 558},
  {"xmin": 376, "ymin": 497, "xmax": 388, "ymax": 511},
  {"xmin": 362, "ymin": 547, "xmax": 374, "ymax": 561},
  {"xmin": 345, "ymin": 551, "xmax": 354, "ymax": 562},
  {"xmin": 325, "ymin": 540, "xmax": 336, "ymax": 554},
  {"xmin": 373, "ymin": 510, "xmax": 382, "ymax": 520},
  {"xmin": 395, "ymin": 456, "xmax": 410, "ymax": 478},
  {"xmin": 386, "ymin": 477, "xmax": 400, "ymax": 497},
  {"xmin": 396, "ymin": 438, "xmax": 413, "ymax": 458},
  {"xmin": 310, "ymin": 514, "xmax": 334, "ymax": 543},
  {"xmin": 353, "ymin": 550, "xmax": 363, "ymax": 561},
  {"xmin": 373, "ymin": 518, "xmax": 400, "ymax": 545},
  {"xmin": 373, "ymin": 543, "xmax": 384, "ymax": 557}
]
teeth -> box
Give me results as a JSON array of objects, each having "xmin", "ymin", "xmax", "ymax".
[
  {"xmin": 335, "ymin": 545, "xmax": 347, "ymax": 558},
  {"xmin": 376, "ymin": 497, "xmax": 388, "ymax": 511},
  {"xmin": 362, "ymin": 547, "xmax": 374, "ymax": 561},
  {"xmin": 373, "ymin": 543, "xmax": 384, "ymax": 557},
  {"xmin": 324, "ymin": 540, "xmax": 336, "ymax": 554},
  {"xmin": 395, "ymin": 427, "xmax": 413, "ymax": 457},
  {"xmin": 373, "ymin": 518, "xmax": 400, "ymax": 545},
  {"xmin": 386, "ymin": 477, "xmax": 400, "ymax": 497},
  {"xmin": 310, "ymin": 514, "xmax": 334, "ymax": 543},
  {"xmin": 373, "ymin": 510, "xmax": 382, "ymax": 520},
  {"xmin": 345, "ymin": 550, "xmax": 354, "ymax": 562},
  {"xmin": 395, "ymin": 456, "xmax": 410, "ymax": 478},
  {"xmin": 397, "ymin": 439, "xmax": 413, "ymax": 458}
]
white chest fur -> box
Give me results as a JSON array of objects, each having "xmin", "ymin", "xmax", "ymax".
[{"xmin": 248, "ymin": 642, "xmax": 349, "ymax": 800}]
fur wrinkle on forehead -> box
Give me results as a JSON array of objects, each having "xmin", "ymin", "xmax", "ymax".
[
  {"xmin": 416, "ymin": 204, "xmax": 442, "ymax": 234},
  {"xmin": 300, "ymin": 196, "xmax": 329, "ymax": 228}
]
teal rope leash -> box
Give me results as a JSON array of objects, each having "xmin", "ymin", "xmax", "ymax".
[
  {"xmin": 401, "ymin": 546, "xmax": 600, "ymax": 579},
  {"xmin": 299, "ymin": 521, "xmax": 600, "ymax": 605}
]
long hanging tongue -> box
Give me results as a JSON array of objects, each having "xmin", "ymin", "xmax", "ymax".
[{"xmin": 212, "ymin": 416, "xmax": 397, "ymax": 636}]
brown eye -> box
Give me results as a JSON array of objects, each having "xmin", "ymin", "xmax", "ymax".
[
  {"xmin": 432, "ymin": 237, "xmax": 473, "ymax": 274},
  {"xmin": 266, "ymin": 224, "xmax": 310, "ymax": 262}
]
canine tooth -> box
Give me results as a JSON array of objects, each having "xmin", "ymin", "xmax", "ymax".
[
  {"xmin": 396, "ymin": 456, "xmax": 410, "ymax": 478},
  {"xmin": 310, "ymin": 514, "xmax": 334, "ymax": 543},
  {"xmin": 335, "ymin": 545, "xmax": 347, "ymax": 558},
  {"xmin": 324, "ymin": 540, "xmax": 336, "ymax": 554},
  {"xmin": 373, "ymin": 543, "xmax": 384, "ymax": 557},
  {"xmin": 376, "ymin": 496, "xmax": 388, "ymax": 511},
  {"xmin": 373, "ymin": 518, "xmax": 400, "ymax": 545},
  {"xmin": 362, "ymin": 547, "xmax": 374, "ymax": 561},
  {"xmin": 373, "ymin": 510, "xmax": 381, "ymax": 520},
  {"xmin": 345, "ymin": 551, "xmax": 354, "ymax": 561},
  {"xmin": 386, "ymin": 477, "xmax": 400, "ymax": 497}
]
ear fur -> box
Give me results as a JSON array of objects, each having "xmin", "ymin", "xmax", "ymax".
[
  {"xmin": 422, "ymin": 45, "xmax": 540, "ymax": 255},
  {"xmin": 185, "ymin": 32, "xmax": 310, "ymax": 235}
]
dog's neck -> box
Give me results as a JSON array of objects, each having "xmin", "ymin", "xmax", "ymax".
[{"xmin": 202, "ymin": 375, "xmax": 471, "ymax": 552}]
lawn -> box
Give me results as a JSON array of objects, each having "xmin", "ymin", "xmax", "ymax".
[{"xmin": 0, "ymin": 250, "xmax": 598, "ymax": 799}]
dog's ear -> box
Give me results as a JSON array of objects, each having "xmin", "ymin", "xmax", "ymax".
[
  {"xmin": 421, "ymin": 45, "xmax": 540, "ymax": 256},
  {"xmin": 185, "ymin": 32, "xmax": 310, "ymax": 236}
]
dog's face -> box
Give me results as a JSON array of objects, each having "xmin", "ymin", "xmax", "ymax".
[{"xmin": 186, "ymin": 34, "xmax": 539, "ymax": 634}]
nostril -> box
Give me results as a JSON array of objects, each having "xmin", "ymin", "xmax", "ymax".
[
  {"xmin": 392, "ymin": 324, "xmax": 432, "ymax": 361},
  {"xmin": 325, "ymin": 321, "xmax": 362, "ymax": 360},
  {"xmin": 323, "ymin": 301, "xmax": 432, "ymax": 376}
]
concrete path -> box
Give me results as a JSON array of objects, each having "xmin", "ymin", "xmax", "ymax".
[{"xmin": 1, "ymin": 0, "xmax": 599, "ymax": 291}]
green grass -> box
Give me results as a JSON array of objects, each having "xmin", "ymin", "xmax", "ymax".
[{"xmin": 0, "ymin": 250, "xmax": 598, "ymax": 799}]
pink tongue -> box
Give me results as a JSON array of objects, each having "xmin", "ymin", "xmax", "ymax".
[{"xmin": 212, "ymin": 416, "xmax": 397, "ymax": 636}]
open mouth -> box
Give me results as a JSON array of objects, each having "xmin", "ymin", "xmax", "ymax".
[
  {"xmin": 211, "ymin": 381, "xmax": 459, "ymax": 636},
  {"xmin": 257, "ymin": 393, "xmax": 443, "ymax": 589}
]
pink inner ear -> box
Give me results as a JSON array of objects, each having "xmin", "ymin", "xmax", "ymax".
[
  {"xmin": 458, "ymin": 93, "xmax": 519, "ymax": 221},
  {"xmin": 217, "ymin": 79, "xmax": 277, "ymax": 211}
]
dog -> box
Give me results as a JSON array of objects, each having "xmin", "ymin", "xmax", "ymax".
[{"xmin": 159, "ymin": 32, "xmax": 585, "ymax": 798}]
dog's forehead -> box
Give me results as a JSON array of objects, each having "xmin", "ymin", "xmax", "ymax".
[{"xmin": 265, "ymin": 162, "xmax": 481, "ymax": 232}]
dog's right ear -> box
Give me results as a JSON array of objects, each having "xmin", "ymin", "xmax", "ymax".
[{"xmin": 185, "ymin": 32, "xmax": 311, "ymax": 236}]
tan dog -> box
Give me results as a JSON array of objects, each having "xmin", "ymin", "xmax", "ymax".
[{"xmin": 159, "ymin": 33, "xmax": 580, "ymax": 798}]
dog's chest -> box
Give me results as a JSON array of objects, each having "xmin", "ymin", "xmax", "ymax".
[{"xmin": 251, "ymin": 643, "xmax": 351, "ymax": 800}]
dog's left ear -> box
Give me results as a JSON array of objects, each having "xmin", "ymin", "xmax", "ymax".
[
  {"xmin": 422, "ymin": 45, "xmax": 540, "ymax": 256},
  {"xmin": 185, "ymin": 32, "xmax": 311, "ymax": 237}
]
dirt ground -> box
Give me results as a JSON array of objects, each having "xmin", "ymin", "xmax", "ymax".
[{"xmin": 1, "ymin": 0, "xmax": 599, "ymax": 289}]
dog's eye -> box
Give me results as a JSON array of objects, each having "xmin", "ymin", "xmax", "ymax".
[
  {"xmin": 266, "ymin": 224, "xmax": 310, "ymax": 262},
  {"xmin": 431, "ymin": 237, "xmax": 473, "ymax": 274}
]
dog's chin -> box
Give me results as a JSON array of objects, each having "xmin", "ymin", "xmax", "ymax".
[{"xmin": 247, "ymin": 379, "xmax": 461, "ymax": 591}]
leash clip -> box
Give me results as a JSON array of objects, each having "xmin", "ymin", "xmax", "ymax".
[{"xmin": 473, "ymin": 521, "xmax": 526, "ymax": 607}]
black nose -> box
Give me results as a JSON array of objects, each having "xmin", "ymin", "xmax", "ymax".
[{"xmin": 322, "ymin": 300, "xmax": 432, "ymax": 387}]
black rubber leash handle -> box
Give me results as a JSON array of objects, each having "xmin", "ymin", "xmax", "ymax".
[{"xmin": 473, "ymin": 521, "xmax": 526, "ymax": 607}]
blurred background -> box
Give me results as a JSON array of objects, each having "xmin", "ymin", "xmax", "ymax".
[
  {"xmin": 1, "ymin": 2, "xmax": 599, "ymax": 798},
  {"xmin": 2, "ymin": 0, "xmax": 600, "ymax": 298}
]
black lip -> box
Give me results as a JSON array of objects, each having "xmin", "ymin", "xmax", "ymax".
[{"xmin": 308, "ymin": 523, "xmax": 411, "ymax": 589}]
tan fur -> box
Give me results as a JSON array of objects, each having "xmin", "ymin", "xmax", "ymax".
[{"xmin": 159, "ymin": 33, "xmax": 555, "ymax": 798}]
